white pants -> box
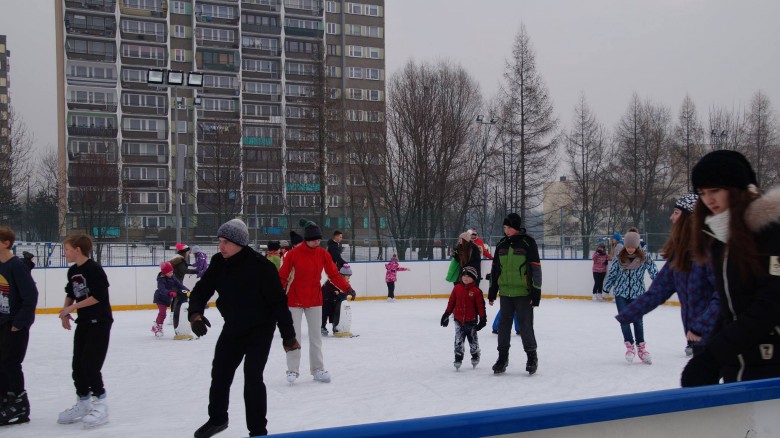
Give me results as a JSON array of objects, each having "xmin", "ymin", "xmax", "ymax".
[{"xmin": 287, "ymin": 306, "xmax": 324, "ymax": 375}]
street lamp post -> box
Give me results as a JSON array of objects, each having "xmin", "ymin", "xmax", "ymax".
[
  {"xmin": 147, "ymin": 69, "xmax": 203, "ymax": 244},
  {"xmin": 475, "ymin": 115, "xmax": 498, "ymax": 234}
]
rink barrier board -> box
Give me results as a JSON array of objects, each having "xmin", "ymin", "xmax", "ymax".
[
  {"xmin": 264, "ymin": 378, "xmax": 780, "ymax": 438},
  {"xmin": 29, "ymin": 259, "xmax": 672, "ymax": 312}
]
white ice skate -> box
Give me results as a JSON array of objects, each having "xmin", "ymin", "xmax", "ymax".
[
  {"xmin": 57, "ymin": 396, "xmax": 92, "ymax": 424},
  {"xmin": 81, "ymin": 396, "xmax": 108, "ymax": 429},
  {"xmin": 286, "ymin": 371, "xmax": 299, "ymax": 385},
  {"xmin": 313, "ymin": 369, "xmax": 331, "ymax": 383},
  {"xmin": 333, "ymin": 299, "xmax": 355, "ymax": 337}
]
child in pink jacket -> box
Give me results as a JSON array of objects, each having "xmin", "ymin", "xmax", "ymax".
[{"xmin": 384, "ymin": 254, "xmax": 410, "ymax": 302}]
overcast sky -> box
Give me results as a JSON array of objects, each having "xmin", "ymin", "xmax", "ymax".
[{"xmin": 1, "ymin": 0, "xmax": 779, "ymax": 159}]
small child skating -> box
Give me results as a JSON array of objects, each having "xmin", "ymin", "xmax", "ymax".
[
  {"xmin": 440, "ymin": 267, "xmax": 487, "ymax": 370},
  {"xmin": 384, "ymin": 254, "xmax": 409, "ymax": 302},
  {"xmin": 152, "ymin": 262, "xmax": 190, "ymax": 337},
  {"xmin": 191, "ymin": 246, "xmax": 209, "ymax": 278},
  {"xmin": 321, "ymin": 264, "xmax": 352, "ymax": 336}
]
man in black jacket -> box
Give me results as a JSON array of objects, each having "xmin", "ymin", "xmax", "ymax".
[
  {"xmin": 189, "ymin": 219, "xmax": 300, "ymax": 438},
  {"xmin": 327, "ymin": 230, "xmax": 346, "ymax": 269}
]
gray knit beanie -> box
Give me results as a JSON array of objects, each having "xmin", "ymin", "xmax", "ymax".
[
  {"xmin": 218, "ymin": 219, "xmax": 249, "ymax": 247},
  {"xmin": 623, "ymin": 231, "xmax": 641, "ymax": 249}
]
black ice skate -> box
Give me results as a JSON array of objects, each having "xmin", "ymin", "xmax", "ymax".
[
  {"xmin": 526, "ymin": 350, "xmax": 538, "ymax": 375},
  {"xmin": 492, "ymin": 354, "xmax": 508, "ymax": 374},
  {"xmin": 0, "ymin": 391, "xmax": 30, "ymax": 426}
]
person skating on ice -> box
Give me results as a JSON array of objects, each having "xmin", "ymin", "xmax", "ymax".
[
  {"xmin": 152, "ymin": 261, "xmax": 189, "ymax": 337},
  {"xmin": 384, "ymin": 254, "xmax": 409, "ymax": 302},
  {"xmin": 321, "ymin": 264, "xmax": 353, "ymax": 336},
  {"xmin": 440, "ymin": 266, "xmax": 486, "ymax": 370},
  {"xmin": 188, "ymin": 219, "xmax": 300, "ymax": 438}
]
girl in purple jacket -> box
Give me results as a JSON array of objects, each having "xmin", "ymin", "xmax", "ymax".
[
  {"xmin": 591, "ymin": 243, "xmax": 609, "ymax": 301},
  {"xmin": 152, "ymin": 262, "xmax": 189, "ymax": 337}
]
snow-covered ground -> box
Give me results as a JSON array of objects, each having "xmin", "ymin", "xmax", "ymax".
[{"xmin": 11, "ymin": 297, "xmax": 688, "ymax": 437}]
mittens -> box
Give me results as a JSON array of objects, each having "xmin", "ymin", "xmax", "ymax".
[
  {"xmin": 440, "ymin": 312, "xmax": 450, "ymax": 327},
  {"xmin": 190, "ymin": 314, "xmax": 211, "ymax": 337},
  {"xmin": 476, "ymin": 316, "xmax": 487, "ymax": 331}
]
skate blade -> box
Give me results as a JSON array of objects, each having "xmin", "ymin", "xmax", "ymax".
[
  {"xmin": 173, "ymin": 335, "xmax": 195, "ymax": 341},
  {"xmin": 82, "ymin": 419, "xmax": 109, "ymax": 429},
  {"xmin": 0, "ymin": 416, "xmax": 30, "ymax": 427},
  {"xmin": 333, "ymin": 332, "xmax": 356, "ymax": 338}
]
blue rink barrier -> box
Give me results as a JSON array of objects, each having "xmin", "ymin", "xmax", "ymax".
[{"xmin": 267, "ymin": 378, "xmax": 780, "ymax": 437}]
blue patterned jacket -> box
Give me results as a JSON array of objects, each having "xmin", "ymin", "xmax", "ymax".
[
  {"xmin": 603, "ymin": 253, "xmax": 658, "ymax": 299},
  {"xmin": 615, "ymin": 260, "xmax": 719, "ymax": 345}
]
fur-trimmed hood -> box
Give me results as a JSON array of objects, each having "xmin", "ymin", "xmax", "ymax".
[{"xmin": 745, "ymin": 186, "xmax": 780, "ymax": 232}]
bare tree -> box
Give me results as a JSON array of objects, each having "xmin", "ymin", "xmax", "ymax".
[
  {"xmin": 68, "ymin": 152, "xmax": 120, "ymax": 263},
  {"xmin": 196, "ymin": 121, "xmax": 243, "ymax": 228},
  {"xmin": 708, "ymin": 105, "xmax": 747, "ymax": 151},
  {"xmin": 0, "ymin": 106, "xmax": 34, "ymax": 228},
  {"xmin": 498, "ymin": 24, "xmax": 559, "ymax": 221},
  {"xmin": 564, "ymin": 94, "xmax": 611, "ymax": 258},
  {"xmin": 673, "ymin": 95, "xmax": 704, "ymax": 191},
  {"xmin": 744, "ymin": 91, "xmax": 779, "ymax": 187},
  {"xmin": 384, "ymin": 60, "xmax": 482, "ymax": 259},
  {"xmin": 614, "ymin": 94, "xmax": 681, "ymax": 246},
  {"xmin": 24, "ymin": 148, "xmax": 60, "ymax": 241}
]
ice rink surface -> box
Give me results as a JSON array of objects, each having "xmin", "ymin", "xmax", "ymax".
[{"xmin": 6, "ymin": 297, "xmax": 688, "ymax": 437}]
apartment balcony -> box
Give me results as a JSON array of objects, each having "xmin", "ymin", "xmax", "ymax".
[
  {"xmin": 195, "ymin": 13, "xmax": 240, "ymax": 26},
  {"xmin": 236, "ymin": 67, "xmax": 276, "ymax": 81},
  {"xmin": 66, "ymin": 47, "xmax": 116, "ymax": 63},
  {"xmin": 65, "ymin": 19, "xmax": 117, "ymax": 38},
  {"xmin": 197, "ymin": 108, "xmax": 241, "ymax": 120},
  {"xmin": 127, "ymin": 203, "xmax": 169, "ymax": 214},
  {"xmin": 199, "ymin": 62, "xmax": 241, "ymax": 73},
  {"xmin": 67, "ymin": 126, "xmax": 118, "ymax": 137},
  {"xmin": 196, "ymin": 38, "xmax": 240, "ymax": 50},
  {"xmin": 120, "ymin": 29, "xmax": 167, "ymax": 43},
  {"xmin": 122, "ymin": 154, "xmax": 169, "ymax": 165},
  {"xmin": 283, "ymin": 26, "xmax": 323, "ymax": 39},
  {"xmin": 67, "ymin": 101, "xmax": 118, "ymax": 112},
  {"xmin": 241, "ymin": 92, "xmax": 281, "ymax": 103},
  {"xmin": 121, "ymin": 129, "xmax": 168, "ymax": 141},
  {"xmin": 121, "ymin": 104, "xmax": 168, "ymax": 116},
  {"xmin": 66, "ymin": 74, "xmax": 117, "ymax": 88},
  {"xmin": 201, "ymin": 85, "xmax": 241, "ymax": 97},
  {"xmin": 284, "ymin": 71, "xmax": 317, "ymax": 82},
  {"xmin": 119, "ymin": 1, "xmax": 168, "ymax": 19},
  {"xmin": 283, "ymin": 49, "xmax": 319, "ymax": 61},
  {"xmin": 241, "ymin": 0, "xmax": 280, "ymax": 13},
  {"xmin": 67, "ymin": 150, "xmax": 118, "ymax": 163},
  {"xmin": 242, "ymin": 136, "xmax": 276, "ymax": 146},
  {"xmin": 242, "ymin": 23, "xmax": 282, "ymax": 36},
  {"xmin": 241, "ymin": 46, "xmax": 282, "ymax": 57},
  {"xmin": 65, "ymin": 0, "xmax": 116, "ymax": 13},
  {"xmin": 120, "ymin": 55, "xmax": 167, "ymax": 68},
  {"xmin": 124, "ymin": 179, "xmax": 168, "ymax": 189},
  {"xmin": 284, "ymin": 2, "xmax": 323, "ymax": 18}
]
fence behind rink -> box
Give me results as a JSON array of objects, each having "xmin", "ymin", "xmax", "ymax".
[{"xmin": 13, "ymin": 233, "xmax": 667, "ymax": 268}]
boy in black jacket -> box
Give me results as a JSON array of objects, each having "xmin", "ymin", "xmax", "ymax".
[
  {"xmin": 0, "ymin": 227, "xmax": 38, "ymax": 426},
  {"xmin": 189, "ymin": 219, "xmax": 300, "ymax": 438}
]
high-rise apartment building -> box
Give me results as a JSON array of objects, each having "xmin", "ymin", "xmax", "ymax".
[
  {"xmin": 0, "ymin": 35, "xmax": 11, "ymax": 218},
  {"xmin": 55, "ymin": 0, "xmax": 385, "ymax": 243}
]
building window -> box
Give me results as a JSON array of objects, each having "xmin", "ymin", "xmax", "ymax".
[
  {"xmin": 326, "ymin": 65, "xmax": 341, "ymax": 78},
  {"xmin": 173, "ymin": 49, "xmax": 186, "ymax": 62},
  {"xmin": 348, "ymin": 67, "xmax": 362, "ymax": 79},
  {"xmin": 326, "ymin": 1, "xmax": 339, "ymax": 13},
  {"xmin": 348, "ymin": 88, "xmax": 363, "ymax": 100},
  {"xmin": 173, "ymin": 25, "xmax": 186, "ymax": 38},
  {"xmin": 367, "ymin": 89, "xmax": 382, "ymax": 101},
  {"xmin": 326, "ymin": 23, "xmax": 339, "ymax": 35},
  {"xmin": 347, "ymin": 3, "xmax": 362, "ymax": 14},
  {"xmin": 172, "ymin": 1, "xmax": 186, "ymax": 14},
  {"xmin": 327, "ymin": 44, "xmax": 341, "ymax": 56},
  {"xmin": 365, "ymin": 68, "xmax": 383, "ymax": 80}
]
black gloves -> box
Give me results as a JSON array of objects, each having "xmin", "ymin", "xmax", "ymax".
[
  {"xmin": 476, "ymin": 316, "xmax": 487, "ymax": 331},
  {"xmin": 347, "ymin": 288, "xmax": 357, "ymax": 300},
  {"xmin": 283, "ymin": 337, "xmax": 301, "ymax": 352},
  {"xmin": 680, "ymin": 349, "xmax": 721, "ymax": 387},
  {"xmin": 440, "ymin": 312, "xmax": 450, "ymax": 327},
  {"xmin": 191, "ymin": 314, "xmax": 211, "ymax": 337}
]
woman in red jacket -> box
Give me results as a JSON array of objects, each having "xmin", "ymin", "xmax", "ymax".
[
  {"xmin": 440, "ymin": 267, "xmax": 487, "ymax": 370},
  {"xmin": 279, "ymin": 220, "xmax": 355, "ymax": 385}
]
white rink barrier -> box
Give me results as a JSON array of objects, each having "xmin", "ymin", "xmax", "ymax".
[
  {"xmin": 265, "ymin": 378, "xmax": 780, "ymax": 438},
  {"xmin": 30, "ymin": 259, "xmax": 670, "ymax": 312}
]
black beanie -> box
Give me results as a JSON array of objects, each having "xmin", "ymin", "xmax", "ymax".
[
  {"xmin": 691, "ymin": 150, "xmax": 757, "ymax": 191},
  {"xmin": 461, "ymin": 266, "xmax": 479, "ymax": 282},
  {"xmin": 503, "ymin": 213, "xmax": 523, "ymax": 231},
  {"xmin": 299, "ymin": 218, "xmax": 323, "ymax": 241},
  {"xmin": 267, "ymin": 241, "xmax": 280, "ymax": 251},
  {"xmin": 290, "ymin": 231, "xmax": 303, "ymax": 246}
]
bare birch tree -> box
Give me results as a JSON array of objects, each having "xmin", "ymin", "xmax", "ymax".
[
  {"xmin": 564, "ymin": 94, "xmax": 611, "ymax": 257},
  {"xmin": 744, "ymin": 91, "xmax": 779, "ymax": 187},
  {"xmin": 673, "ymin": 95, "xmax": 704, "ymax": 191}
]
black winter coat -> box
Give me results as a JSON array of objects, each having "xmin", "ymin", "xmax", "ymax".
[
  {"xmin": 188, "ymin": 247, "xmax": 295, "ymax": 340},
  {"xmin": 706, "ymin": 187, "xmax": 780, "ymax": 382},
  {"xmin": 327, "ymin": 239, "xmax": 346, "ymax": 269}
]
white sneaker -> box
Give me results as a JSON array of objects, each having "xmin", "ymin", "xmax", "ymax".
[
  {"xmin": 286, "ymin": 371, "xmax": 299, "ymax": 384},
  {"xmin": 313, "ymin": 369, "xmax": 331, "ymax": 383},
  {"xmin": 58, "ymin": 396, "xmax": 92, "ymax": 424},
  {"xmin": 81, "ymin": 396, "xmax": 108, "ymax": 429}
]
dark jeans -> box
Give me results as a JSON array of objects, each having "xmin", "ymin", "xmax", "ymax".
[
  {"xmin": 0, "ymin": 321, "xmax": 30, "ymax": 394},
  {"xmin": 73, "ymin": 321, "xmax": 112, "ymax": 397},
  {"xmin": 497, "ymin": 295, "xmax": 536, "ymax": 354},
  {"xmin": 208, "ymin": 324, "xmax": 274, "ymax": 437},
  {"xmin": 386, "ymin": 282, "xmax": 395, "ymax": 298},
  {"xmin": 615, "ymin": 296, "xmax": 644, "ymax": 344},
  {"xmin": 321, "ymin": 293, "xmax": 343, "ymax": 329},
  {"xmin": 592, "ymin": 272, "xmax": 606, "ymax": 294}
]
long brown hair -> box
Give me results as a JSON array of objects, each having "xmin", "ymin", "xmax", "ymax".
[
  {"xmin": 617, "ymin": 246, "xmax": 646, "ymax": 265},
  {"xmin": 661, "ymin": 209, "xmax": 694, "ymax": 272},
  {"xmin": 457, "ymin": 240, "xmax": 473, "ymax": 266},
  {"xmin": 691, "ymin": 187, "xmax": 762, "ymax": 277}
]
